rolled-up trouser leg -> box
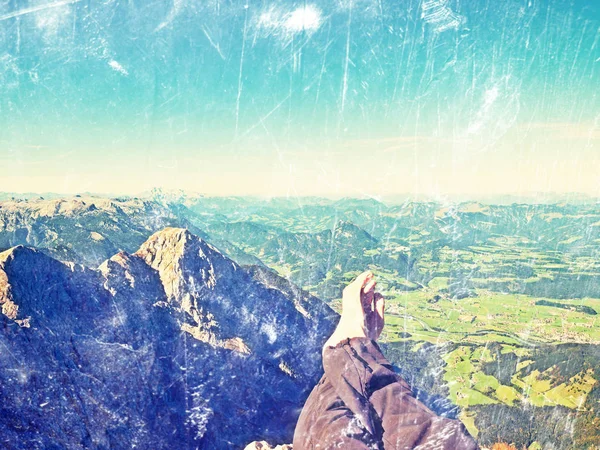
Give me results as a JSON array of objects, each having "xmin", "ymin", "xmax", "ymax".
[
  {"xmin": 292, "ymin": 372, "xmax": 383, "ymax": 450},
  {"xmin": 293, "ymin": 337, "xmax": 479, "ymax": 450}
]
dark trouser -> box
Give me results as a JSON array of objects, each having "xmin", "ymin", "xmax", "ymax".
[{"xmin": 293, "ymin": 338, "xmax": 479, "ymax": 450}]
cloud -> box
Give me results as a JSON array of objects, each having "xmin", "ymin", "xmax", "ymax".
[
  {"xmin": 256, "ymin": 4, "xmax": 323, "ymax": 42},
  {"xmin": 284, "ymin": 5, "xmax": 322, "ymax": 33}
]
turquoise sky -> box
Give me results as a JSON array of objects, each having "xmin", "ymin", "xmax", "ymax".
[{"xmin": 0, "ymin": 0, "xmax": 598, "ymax": 197}]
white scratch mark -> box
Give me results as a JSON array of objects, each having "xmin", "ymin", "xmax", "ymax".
[
  {"xmin": 238, "ymin": 93, "xmax": 292, "ymax": 139},
  {"xmin": 421, "ymin": 0, "xmax": 465, "ymax": 33},
  {"xmin": 261, "ymin": 321, "xmax": 278, "ymax": 344},
  {"xmin": 341, "ymin": 3, "xmax": 352, "ymax": 115},
  {"xmin": 155, "ymin": 0, "xmax": 184, "ymax": 32},
  {"xmin": 108, "ymin": 60, "xmax": 129, "ymax": 76},
  {"xmin": 235, "ymin": 4, "xmax": 249, "ymax": 136},
  {"xmin": 202, "ymin": 26, "xmax": 225, "ymax": 60},
  {"xmin": 0, "ymin": 0, "xmax": 80, "ymax": 22},
  {"xmin": 467, "ymin": 86, "xmax": 499, "ymax": 134}
]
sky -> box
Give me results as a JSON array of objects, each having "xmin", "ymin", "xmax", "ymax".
[{"xmin": 0, "ymin": 0, "xmax": 598, "ymax": 198}]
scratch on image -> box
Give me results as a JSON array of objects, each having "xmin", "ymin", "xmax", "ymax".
[
  {"xmin": 108, "ymin": 60, "xmax": 129, "ymax": 76},
  {"xmin": 421, "ymin": 0, "xmax": 465, "ymax": 33},
  {"xmin": 187, "ymin": 385, "xmax": 214, "ymax": 440}
]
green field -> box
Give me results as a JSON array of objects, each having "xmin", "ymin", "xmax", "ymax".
[{"xmin": 323, "ymin": 261, "xmax": 600, "ymax": 443}]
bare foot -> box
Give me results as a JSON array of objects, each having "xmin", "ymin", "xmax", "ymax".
[{"xmin": 324, "ymin": 270, "xmax": 385, "ymax": 349}]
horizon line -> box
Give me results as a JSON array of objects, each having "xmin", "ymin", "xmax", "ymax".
[{"xmin": 1, "ymin": 190, "xmax": 598, "ymax": 204}]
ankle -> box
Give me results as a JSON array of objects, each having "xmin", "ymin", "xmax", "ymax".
[{"xmin": 323, "ymin": 318, "xmax": 368, "ymax": 349}]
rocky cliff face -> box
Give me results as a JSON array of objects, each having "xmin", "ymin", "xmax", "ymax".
[{"xmin": 0, "ymin": 228, "xmax": 337, "ymax": 449}]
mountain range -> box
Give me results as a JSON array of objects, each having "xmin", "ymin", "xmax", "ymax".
[
  {"xmin": 0, "ymin": 227, "xmax": 336, "ymax": 449},
  {"xmin": 2, "ymin": 193, "xmax": 600, "ymax": 448}
]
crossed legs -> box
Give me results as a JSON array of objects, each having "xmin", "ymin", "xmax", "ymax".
[{"xmin": 293, "ymin": 271, "xmax": 479, "ymax": 450}]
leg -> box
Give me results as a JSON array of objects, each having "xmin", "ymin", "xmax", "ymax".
[
  {"xmin": 293, "ymin": 337, "xmax": 477, "ymax": 450},
  {"xmin": 293, "ymin": 371, "xmax": 383, "ymax": 450},
  {"xmin": 294, "ymin": 271, "xmax": 385, "ymax": 449},
  {"xmin": 323, "ymin": 337, "xmax": 479, "ymax": 450},
  {"xmin": 294, "ymin": 271, "xmax": 479, "ymax": 450}
]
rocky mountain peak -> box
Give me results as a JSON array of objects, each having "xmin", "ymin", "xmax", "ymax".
[
  {"xmin": 133, "ymin": 228, "xmax": 338, "ymax": 382},
  {"xmin": 134, "ymin": 227, "xmax": 238, "ymax": 302},
  {"xmin": 326, "ymin": 219, "xmax": 377, "ymax": 246},
  {"xmin": 0, "ymin": 244, "xmax": 36, "ymax": 263}
]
